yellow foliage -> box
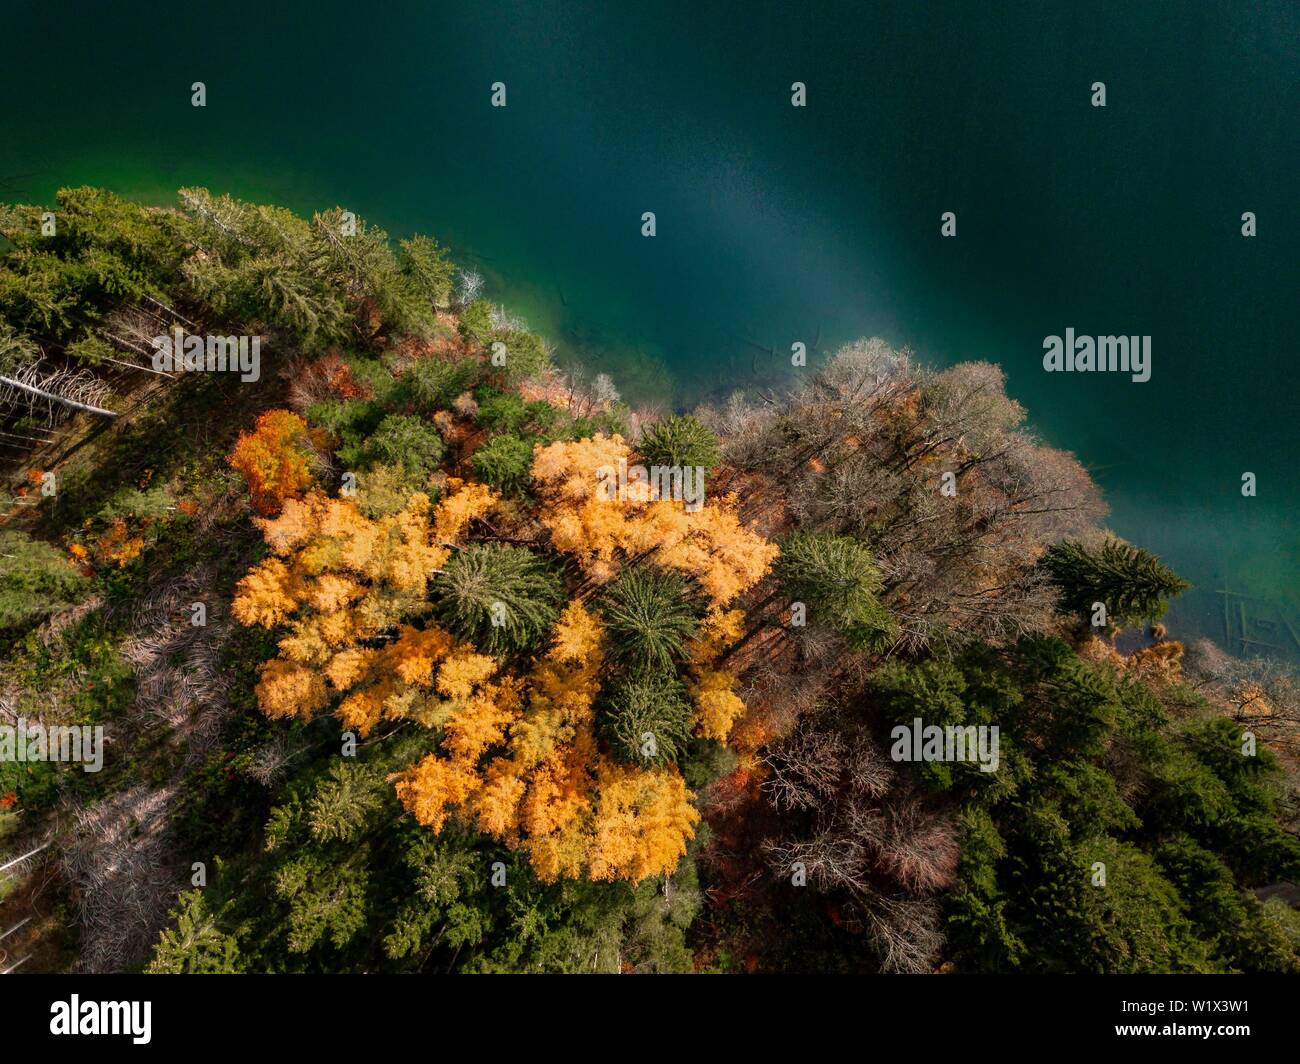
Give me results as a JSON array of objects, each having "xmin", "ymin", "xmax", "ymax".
[
  {"xmin": 548, "ymin": 599, "xmax": 604, "ymax": 664},
  {"xmin": 234, "ymin": 483, "xmax": 500, "ymax": 734},
  {"xmin": 690, "ymin": 670, "xmax": 747, "ymax": 741},
  {"xmin": 688, "ymin": 606, "xmax": 745, "ymax": 665},
  {"xmin": 395, "ymin": 603, "xmax": 698, "ymax": 884},
  {"xmin": 232, "ymin": 442, "xmax": 776, "ymax": 885},
  {"xmin": 231, "ymin": 558, "xmax": 301, "ymax": 628},
  {"xmin": 436, "ymin": 648, "xmax": 499, "ymax": 700},
  {"xmin": 432, "ymin": 478, "xmax": 497, "ymax": 544},
  {"xmin": 337, "ymin": 677, "xmax": 396, "ymax": 734},
  {"xmin": 531, "ymin": 434, "xmax": 776, "ymax": 603},
  {"xmin": 442, "ymin": 680, "xmax": 524, "ymax": 763},
  {"xmin": 324, "ymin": 646, "xmax": 378, "ymax": 690},
  {"xmin": 585, "ymin": 761, "xmax": 700, "ymax": 882}
]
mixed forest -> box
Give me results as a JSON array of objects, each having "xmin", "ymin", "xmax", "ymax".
[{"xmin": 1, "ymin": 187, "xmax": 1298, "ymax": 973}]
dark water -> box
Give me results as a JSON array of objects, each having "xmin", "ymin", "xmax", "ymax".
[{"xmin": 1, "ymin": 0, "xmax": 1296, "ymax": 654}]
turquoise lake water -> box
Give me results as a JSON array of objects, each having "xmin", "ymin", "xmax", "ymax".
[{"xmin": 1, "ymin": 0, "xmax": 1296, "ymax": 654}]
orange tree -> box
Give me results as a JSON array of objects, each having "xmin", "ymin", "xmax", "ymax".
[{"xmin": 228, "ymin": 409, "xmax": 322, "ymax": 515}]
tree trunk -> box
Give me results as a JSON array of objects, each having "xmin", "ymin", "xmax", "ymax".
[{"xmin": 0, "ymin": 375, "xmax": 118, "ymax": 418}]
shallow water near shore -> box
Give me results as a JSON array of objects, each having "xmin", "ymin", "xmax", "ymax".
[{"xmin": 1, "ymin": 0, "xmax": 1296, "ymax": 655}]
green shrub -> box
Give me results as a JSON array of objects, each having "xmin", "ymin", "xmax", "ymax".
[
  {"xmin": 458, "ymin": 300, "xmax": 493, "ymax": 343},
  {"xmin": 0, "ymin": 529, "xmax": 88, "ymax": 631}
]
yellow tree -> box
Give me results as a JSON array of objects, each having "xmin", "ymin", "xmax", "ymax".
[
  {"xmin": 531, "ymin": 434, "xmax": 777, "ymax": 604},
  {"xmin": 233, "ymin": 480, "xmax": 498, "ymax": 732}
]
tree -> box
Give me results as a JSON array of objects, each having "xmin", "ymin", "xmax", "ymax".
[
  {"xmin": 638, "ymin": 414, "xmax": 722, "ymax": 469},
  {"xmin": 399, "ymin": 234, "xmax": 457, "ymax": 309},
  {"xmin": 760, "ymin": 724, "xmax": 956, "ymax": 972},
  {"xmin": 1040, "ymin": 538, "xmax": 1190, "ymax": 626},
  {"xmin": 775, "ymin": 530, "xmax": 895, "ymax": 650},
  {"xmin": 233, "ymin": 482, "xmax": 499, "ymax": 732},
  {"xmin": 361, "ymin": 413, "xmax": 444, "ymax": 476},
  {"xmin": 179, "ymin": 187, "xmax": 348, "ymax": 349},
  {"xmin": 431, "ymin": 543, "xmax": 563, "ymax": 654},
  {"xmin": 599, "ymin": 672, "xmax": 694, "ymax": 766},
  {"xmin": 228, "ymin": 409, "xmax": 320, "ymax": 515},
  {"xmin": 491, "ymin": 328, "xmax": 551, "ymax": 383},
  {"xmin": 698, "ymin": 339, "xmax": 1103, "ymax": 650},
  {"xmin": 0, "ymin": 529, "xmax": 88, "ymax": 630},
  {"xmin": 146, "ymin": 890, "xmax": 241, "ymax": 974},
  {"xmin": 458, "ymin": 299, "xmax": 493, "ymax": 343},
  {"xmin": 403, "ymin": 356, "xmax": 478, "ymax": 413},
  {"xmin": 530, "ymin": 433, "xmax": 776, "ymax": 599},
  {"xmin": 470, "ymin": 433, "xmax": 534, "ymax": 495},
  {"xmin": 598, "ymin": 567, "xmax": 699, "ymax": 672}
]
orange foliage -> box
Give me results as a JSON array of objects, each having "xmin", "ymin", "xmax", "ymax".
[
  {"xmin": 531, "ymin": 434, "xmax": 777, "ymax": 602},
  {"xmin": 228, "ymin": 409, "xmax": 319, "ymax": 516},
  {"xmin": 318, "ymin": 353, "xmax": 372, "ymax": 400},
  {"xmin": 231, "ymin": 433, "xmax": 776, "ymax": 886},
  {"xmin": 1079, "ymin": 634, "xmax": 1185, "ymax": 688},
  {"xmin": 233, "ymin": 482, "xmax": 499, "ymax": 732},
  {"xmin": 395, "ymin": 601, "xmax": 701, "ymax": 883},
  {"xmin": 94, "ymin": 517, "xmax": 145, "ymax": 568}
]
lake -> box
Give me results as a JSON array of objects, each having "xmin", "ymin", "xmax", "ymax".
[{"xmin": 1, "ymin": 0, "xmax": 1296, "ymax": 655}]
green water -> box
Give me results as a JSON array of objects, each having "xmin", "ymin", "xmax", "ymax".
[{"xmin": 2, "ymin": 0, "xmax": 1296, "ymax": 654}]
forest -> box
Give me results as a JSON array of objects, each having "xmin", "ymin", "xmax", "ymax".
[{"xmin": 0, "ymin": 187, "xmax": 1297, "ymax": 974}]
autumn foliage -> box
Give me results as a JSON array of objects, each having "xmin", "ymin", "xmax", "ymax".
[
  {"xmin": 228, "ymin": 409, "xmax": 322, "ymax": 515},
  {"xmin": 231, "ymin": 424, "xmax": 776, "ymax": 885},
  {"xmin": 233, "ymin": 480, "xmax": 496, "ymax": 732},
  {"xmin": 530, "ymin": 433, "xmax": 777, "ymax": 603},
  {"xmin": 396, "ymin": 601, "xmax": 701, "ymax": 882}
]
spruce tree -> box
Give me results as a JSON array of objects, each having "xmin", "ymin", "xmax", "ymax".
[
  {"xmin": 598, "ymin": 672, "xmax": 694, "ymax": 767},
  {"xmin": 432, "ymin": 543, "xmax": 563, "ymax": 654},
  {"xmin": 597, "ymin": 566, "xmax": 699, "ymax": 672},
  {"xmin": 0, "ymin": 529, "xmax": 88, "ymax": 631},
  {"xmin": 637, "ymin": 414, "xmax": 722, "ymax": 469},
  {"xmin": 1040, "ymin": 539, "xmax": 1190, "ymax": 626}
]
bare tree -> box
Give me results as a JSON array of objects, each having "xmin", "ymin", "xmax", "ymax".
[{"xmin": 760, "ymin": 724, "xmax": 954, "ymax": 972}]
